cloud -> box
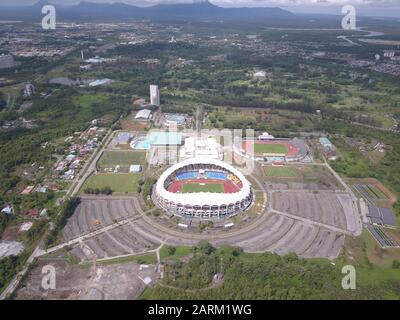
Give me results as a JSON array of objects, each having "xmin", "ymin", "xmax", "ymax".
[{"xmin": 2, "ymin": 0, "xmax": 400, "ymax": 6}]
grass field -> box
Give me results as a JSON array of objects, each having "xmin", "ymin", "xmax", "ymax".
[
  {"xmin": 160, "ymin": 245, "xmax": 192, "ymax": 261},
  {"xmin": 182, "ymin": 183, "xmax": 224, "ymax": 193},
  {"xmin": 264, "ymin": 166, "xmax": 298, "ymax": 177},
  {"xmin": 82, "ymin": 173, "xmax": 140, "ymax": 194},
  {"xmin": 254, "ymin": 143, "xmax": 289, "ymax": 154},
  {"xmin": 98, "ymin": 151, "xmax": 147, "ymax": 168}
]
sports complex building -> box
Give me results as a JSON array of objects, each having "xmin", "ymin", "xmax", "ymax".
[
  {"xmin": 240, "ymin": 137, "xmax": 311, "ymax": 163},
  {"xmin": 153, "ymin": 158, "xmax": 253, "ymax": 218}
]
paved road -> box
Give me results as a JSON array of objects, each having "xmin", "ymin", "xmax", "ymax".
[
  {"xmin": 324, "ymin": 161, "xmax": 363, "ymax": 236},
  {"xmin": 0, "ymin": 130, "xmax": 115, "ymax": 300},
  {"xmin": 68, "ymin": 129, "xmax": 114, "ymax": 197}
]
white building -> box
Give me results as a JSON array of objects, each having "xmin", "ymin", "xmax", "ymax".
[
  {"xmin": 150, "ymin": 85, "xmax": 160, "ymax": 106},
  {"xmin": 253, "ymin": 71, "xmax": 266, "ymax": 78},
  {"xmin": 258, "ymin": 132, "xmax": 275, "ymax": 140},
  {"xmin": 179, "ymin": 136, "xmax": 222, "ymax": 160},
  {"xmin": 24, "ymin": 83, "xmax": 35, "ymax": 97},
  {"xmin": 135, "ymin": 109, "xmax": 152, "ymax": 121},
  {"xmin": 129, "ymin": 165, "xmax": 142, "ymax": 173}
]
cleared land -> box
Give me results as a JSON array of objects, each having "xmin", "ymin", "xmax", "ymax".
[
  {"xmin": 182, "ymin": 183, "xmax": 224, "ymax": 193},
  {"xmin": 264, "ymin": 166, "xmax": 298, "ymax": 177},
  {"xmin": 98, "ymin": 151, "xmax": 146, "ymax": 168},
  {"xmin": 254, "ymin": 143, "xmax": 289, "ymax": 154},
  {"xmin": 83, "ymin": 173, "xmax": 140, "ymax": 194}
]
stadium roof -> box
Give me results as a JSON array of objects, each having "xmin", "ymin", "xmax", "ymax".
[
  {"xmin": 155, "ymin": 158, "xmax": 252, "ymax": 207},
  {"xmin": 135, "ymin": 109, "xmax": 152, "ymax": 120}
]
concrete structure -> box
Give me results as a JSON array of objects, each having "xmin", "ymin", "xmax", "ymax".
[
  {"xmin": 319, "ymin": 137, "xmax": 333, "ymax": 148},
  {"xmin": 116, "ymin": 132, "xmax": 134, "ymax": 145},
  {"xmin": 164, "ymin": 114, "xmax": 186, "ymax": 127},
  {"xmin": 253, "ymin": 71, "xmax": 266, "ymax": 78},
  {"xmin": 147, "ymin": 131, "xmax": 182, "ymax": 146},
  {"xmin": 179, "ymin": 136, "xmax": 222, "ymax": 160},
  {"xmin": 88, "ymin": 79, "xmax": 112, "ymax": 87},
  {"xmin": 135, "ymin": 109, "xmax": 152, "ymax": 121},
  {"xmin": 129, "ymin": 165, "xmax": 142, "ymax": 173},
  {"xmin": 24, "ymin": 83, "xmax": 35, "ymax": 97},
  {"xmin": 258, "ymin": 132, "xmax": 274, "ymax": 140},
  {"xmin": 153, "ymin": 158, "xmax": 253, "ymax": 219},
  {"xmin": 1, "ymin": 205, "xmax": 13, "ymax": 215},
  {"xmin": 150, "ymin": 85, "xmax": 160, "ymax": 106}
]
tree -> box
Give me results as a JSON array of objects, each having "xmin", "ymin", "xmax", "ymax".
[
  {"xmin": 195, "ymin": 240, "xmax": 215, "ymax": 255},
  {"xmin": 166, "ymin": 245, "xmax": 176, "ymax": 256}
]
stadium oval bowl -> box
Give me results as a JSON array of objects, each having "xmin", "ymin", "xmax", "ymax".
[{"xmin": 153, "ymin": 158, "xmax": 254, "ymax": 218}]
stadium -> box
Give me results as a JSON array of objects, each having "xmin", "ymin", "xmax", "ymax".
[
  {"xmin": 241, "ymin": 137, "xmax": 311, "ymax": 163},
  {"xmin": 153, "ymin": 158, "xmax": 253, "ymax": 218}
]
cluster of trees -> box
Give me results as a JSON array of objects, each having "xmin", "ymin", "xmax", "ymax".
[
  {"xmin": 0, "ymin": 256, "xmax": 21, "ymax": 293},
  {"xmin": 44, "ymin": 197, "xmax": 80, "ymax": 248},
  {"xmin": 143, "ymin": 242, "xmax": 398, "ymax": 300},
  {"xmin": 84, "ymin": 186, "xmax": 112, "ymax": 195},
  {"xmin": 0, "ymin": 91, "xmax": 6, "ymax": 111}
]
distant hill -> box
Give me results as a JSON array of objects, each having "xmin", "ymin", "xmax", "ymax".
[{"xmin": 0, "ymin": 1, "xmax": 293, "ymax": 21}]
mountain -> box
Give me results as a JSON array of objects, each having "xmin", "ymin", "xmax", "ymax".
[{"xmin": 0, "ymin": 1, "xmax": 293, "ymax": 21}]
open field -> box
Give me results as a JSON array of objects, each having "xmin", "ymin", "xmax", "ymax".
[
  {"xmin": 254, "ymin": 143, "xmax": 289, "ymax": 154},
  {"xmin": 263, "ymin": 165, "xmax": 343, "ymax": 190},
  {"xmin": 264, "ymin": 166, "xmax": 298, "ymax": 177},
  {"xmin": 160, "ymin": 245, "xmax": 192, "ymax": 261},
  {"xmin": 98, "ymin": 151, "xmax": 147, "ymax": 168},
  {"xmin": 15, "ymin": 259, "xmax": 158, "ymax": 300},
  {"xmin": 82, "ymin": 173, "xmax": 140, "ymax": 194},
  {"xmin": 182, "ymin": 183, "xmax": 224, "ymax": 193}
]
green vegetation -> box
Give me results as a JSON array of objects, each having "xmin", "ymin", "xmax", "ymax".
[
  {"xmin": 99, "ymin": 253, "xmax": 157, "ymax": 266},
  {"xmin": 160, "ymin": 245, "xmax": 192, "ymax": 261},
  {"xmin": 83, "ymin": 173, "xmax": 140, "ymax": 194},
  {"xmin": 98, "ymin": 151, "xmax": 147, "ymax": 168},
  {"xmin": 182, "ymin": 183, "xmax": 224, "ymax": 193},
  {"xmin": 254, "ymin": 143, "xmax": 289, "ymax": 154},
  {"xmin": 44, "ymin": 197, "xmax": 80, "ymax": 248},
  {"xmin": 264, "ymin": 166, "xmax": 298, "ymax": 177},
  {"xmin": 141, "ymin": 242, "xmax": 400, "ymax": 300},
  {"xmin": 83, "ymin": 186, "xmax": 113, "ymax": 195}
]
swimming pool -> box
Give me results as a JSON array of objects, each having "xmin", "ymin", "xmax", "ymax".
[{"xmin": 130, "ymin": 139, "xmax": 151, "ymax": 150}]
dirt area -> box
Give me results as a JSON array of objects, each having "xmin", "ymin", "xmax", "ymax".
[
  {"xmin": 121, "ymin": 113, "xmax": 150, "ymax": 131},
  {"xmin": 1, "ymin": 223, "xmax": 26, "ymax": 241},
  {"xmin": 15, "ymin": 258, "xmax": 158, "ymax": 300}
]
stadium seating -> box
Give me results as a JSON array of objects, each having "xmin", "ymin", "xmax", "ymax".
[
  {"xmin": 176, "ymin": 171, "xmax": 198, "ymax": 180},
  {"xmin": 206, "ymin": 171, "xmax": 227, "ymax": 180}
]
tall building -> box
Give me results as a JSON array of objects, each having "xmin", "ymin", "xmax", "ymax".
[
  {"xmin": 24, "ymin": 83, "xmax": 35, "ymax": 97},
  {"xmin": 150, "ymin": 85, "xmax": 160, "ymax": 106}
]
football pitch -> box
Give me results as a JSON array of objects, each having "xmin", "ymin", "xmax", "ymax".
[
  {"xmin": 265, "ymin": 166, "xmax": 298, "ymax": 177},
  {"xmin": 98, "ymin": 151, "xmax": 146, "ymax": 168},
  {"xmin": 254, "ymin": 143, "xmax": 289, "ymax": 154},
  {"xmin": 182, "ymin": 183, "xmax": 224, "ymax": 193}
]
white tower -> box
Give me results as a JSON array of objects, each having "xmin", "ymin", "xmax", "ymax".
[{"xmin": 150, "ymin": 85, "xmax": 160, "ymax": 106}]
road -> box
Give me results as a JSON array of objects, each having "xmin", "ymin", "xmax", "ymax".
[
  {"xmin": 324, "ymin": 160, "xmax": 363, "ymax": 236},
  {"xmin": 68, "ymin": 129, "xmax": 114, "ymax": 197},
  {"xmin": 0, "ymin": 129, "xmax": 115, "ymax": 300}
]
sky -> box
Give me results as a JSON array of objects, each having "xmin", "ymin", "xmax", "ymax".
[{"xmin": 1, "ymin": 0, "xmax": 400, "ymax": 17}]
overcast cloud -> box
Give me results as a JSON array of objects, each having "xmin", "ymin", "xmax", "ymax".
[
  {"xmin": 1, "ymin": 0, "xmax": 400, "ymax": 16},
  {"xmin": 1, "ymin": 0, "xmax": 399, "ymax": 6}
]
